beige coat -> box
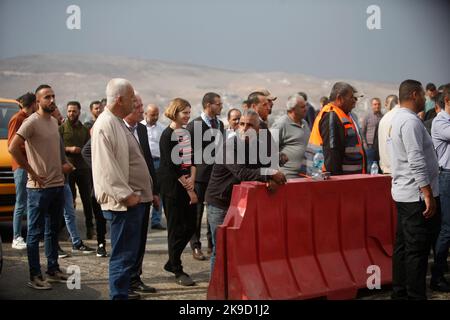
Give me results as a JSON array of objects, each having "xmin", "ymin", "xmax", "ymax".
[{"xmin": 92, "ymin": 108, "xmax": 133, "ymax": 211}]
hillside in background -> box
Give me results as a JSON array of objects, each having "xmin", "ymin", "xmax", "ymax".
[{"xmin": 0, "ymin": 54, "xmax": 397, "ymax": 124}]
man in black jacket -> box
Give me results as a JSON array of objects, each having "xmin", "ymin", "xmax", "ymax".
[
  {"xmin": 205, "ymin": 109, "xmax": 286, "ymax": 271},
  {"xmin": 123, "ymin": 93, "xmax": 160, "ymax": 296},
  {"xmin": 186, "ymin": 92, "xmax": 225, "ymax": 261}
]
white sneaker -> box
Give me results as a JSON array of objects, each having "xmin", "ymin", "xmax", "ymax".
[{"xmin": 12, "ymin": 236, "xmax": 27, "ymax": 250}]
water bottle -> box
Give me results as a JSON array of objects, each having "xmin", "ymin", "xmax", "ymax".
[
  {"xmin": 312, "ymin": 151, "xmax": 325, "ymax": 180},
  {"xmin": 370, "ymin": 161, "xmax": 379, "ymax": 175}
]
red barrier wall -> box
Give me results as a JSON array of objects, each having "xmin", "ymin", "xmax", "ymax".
[{"xmin": 207, "ymin": 174, "xmax": 396, "ymax": 300}]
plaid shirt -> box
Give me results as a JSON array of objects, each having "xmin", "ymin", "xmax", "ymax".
[{"xmin": 361, "ymin": 111, "xmax": 383, "ymax": 146}]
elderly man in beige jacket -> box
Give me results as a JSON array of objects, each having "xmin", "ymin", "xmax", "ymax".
[{"xmin": 92, "ymin": 78, "xmax": 153, "ymax": 300}]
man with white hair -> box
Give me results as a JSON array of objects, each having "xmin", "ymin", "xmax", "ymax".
[
  {"xmin": 92, "ymin": 79, "xmax": 153, "ymax": 300},
  {"xmin": 271, "ymin": 94, "xmax": 311, "ymax": 179}
]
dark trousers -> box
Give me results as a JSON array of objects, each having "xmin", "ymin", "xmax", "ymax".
[
  {"xmin": 92, "ymin": 195, "xmax": 107, "ymax": 245},
  {"xmin": 393, "ymin": 199, "xmax": 440, "ymax": 300},
  {"xmin": 189, "ymin": 182, "xmax": 212, "ymax": 251},
  {"xmin": 163, "ymin": 192, "xmax": 196, "ymax": 274},
  {"xmin": 433, "ymin": 171, "xmax": 450, "ymax": 279},
  {"xmin": 69, "ymin": 168, "xmax": 94, "ymax": 230},
  {"xmin": 103, "ymin": 203, "xmax": 145, "ymax": 300},
  {"xmin": 130, "ymin": 202, "xmax": 151, "ymax": 283}
]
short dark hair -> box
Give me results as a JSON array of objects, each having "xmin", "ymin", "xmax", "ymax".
[
  {"xmin": 433, "ymin": 93, "xmax": 444, "ymax": 110},
  {"xmin": 426, "ymin": 83, "xmax": 436, "ymax": 91},
  {"xmin": 399, "ymin": 80, "xmax": 423, "ymax": 103},
  {"xmin": 227, "ymin": 108, "xmax": 241, "ymax": 120},
  {"xmin": 319, "ymin": 96, "xmax": 329, "ymax": 106},
  {"xmin": 436, "ymin": 83, "xmax": 450, "ymax": 109},
  {"xmin": 247, "ymin": 91, "xmax": 265, "ymax": 106},
  {"xmin": 89, "ymin": 100, "xmax": 101, "ymax": 110},
  {"xmin": 67, "ymin": 101, "xmax": 81, "ymax": 110},
  {"xmin": 329, "ymin": 82, "xmax": 354, "ymax": 101},
  {"xmin": 35, "ymin": 84, "xmax": 52, "ymax": 94},
  {"xmin": 298, "ymin": 92, "xmax": 308, "ymax": 101},
  {"xmin": 202, "ymin": 92, "xmax": 220, "ymax": 109},
  {"xmin": 16, "ymin": 92, "xmax": 36, "ymax": 109},
  {"xmin": 100, "ymin": 98, "xmax": 107, "ymax": 104}
]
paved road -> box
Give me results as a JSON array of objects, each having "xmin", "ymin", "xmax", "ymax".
[{"xmin": 0, "ymin": 199, "xmax": 449, "ymax": 300}]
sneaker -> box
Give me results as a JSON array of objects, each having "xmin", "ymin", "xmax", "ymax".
[
  {"xmin": 72, "ymin": 242, "xmax": 95, "ymax": 254},
  {"xmin": 151, "ymin": 223, "xmax": 166, "ymax": 230},
  {"xmin": 58, "ymin": 247, "xmax": 70, "ymax": 259},
  {"xmin": 127, "ymin": 290, "xmax": 141, "ymax": 300},
  {"xmin": 27, "ymin": 275, "xmax": 52, "ymax": 290},
  {"xmin": 46, "ymin": 269, "xmax": 69, "ymax": 283},
  {"xmin": 96, "ymin": 243, "xmax": 108, "ymax": 257},
  {"xmin": 12, "ymin": 236, "xmax": 27, "ymax": 250}
]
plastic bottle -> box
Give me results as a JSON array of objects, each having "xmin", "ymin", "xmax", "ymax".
[
  {"xmin": 370, "ymin": 161, "xmax": 379, "ymax": 175},
  {"xmin": 312, "ymin": 151, "xmax": 325, "ymax": 180}
]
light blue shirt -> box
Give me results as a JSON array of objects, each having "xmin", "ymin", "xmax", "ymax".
[
  {"xmin": 389, "ymin": 107, "xmax": 439, "ymax": 202},
  {"xmin": 431, "ymin": 110, "xmax": 450, "ymax": 170},
  {"xmin": 201, "ymin": 112, "xmax": 221, "ymax": 130}
]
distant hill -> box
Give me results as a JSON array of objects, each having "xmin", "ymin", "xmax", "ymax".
[{"xmin": 0, "ymin": 54, "xmax": 397, "ymax": 124}]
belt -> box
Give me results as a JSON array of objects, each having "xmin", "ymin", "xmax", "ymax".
[{"xmin": 440, "ymin": 167, "xmax": 450, "ymax": 172}]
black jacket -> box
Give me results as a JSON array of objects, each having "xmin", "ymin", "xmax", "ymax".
[
  {"xmin": 186, "ymin": 116, "xmax": 225, "ymax": 183},
  {"xmin": 157, "ymin": 126, "xmax": 195, "ymax": 199},
  {"xmin": 205, "ymin": 136, "xmax": 268, "ymax": 210}
]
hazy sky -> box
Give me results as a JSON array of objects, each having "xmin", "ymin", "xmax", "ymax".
[{"xmin": 0, "ymin": 0, "xmax": 448, "ymax": 84}]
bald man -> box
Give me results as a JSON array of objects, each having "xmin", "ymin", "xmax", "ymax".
[{"xmin": 141, "ymin": 103, "xmax": 166, "ymax": 230}]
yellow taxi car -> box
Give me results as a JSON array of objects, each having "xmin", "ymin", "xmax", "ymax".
[{"xmin": 0, "ymin": 98, "xmax": 21, "ymax": 221}]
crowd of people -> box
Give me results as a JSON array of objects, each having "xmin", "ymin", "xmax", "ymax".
[{"xmin": 6, "ymin": 77, "xmax": 450, "ymax": 300}]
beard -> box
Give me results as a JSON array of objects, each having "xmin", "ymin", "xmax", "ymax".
[{"xmin": 42, "ymin": 104, "xmax": 56, "ymax": 113}]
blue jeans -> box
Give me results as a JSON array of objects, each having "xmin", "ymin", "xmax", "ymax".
[
  {"xmin": 365, "ymin": 146, "xmax": 376, "ymax": 171},
  {"xmin": 103, "ymin": 203, "xmax": 145, "ymax": 300},
  {"xmin": 63, "ymin": 183, "xmax": 82, "ymax": 247},
  {"xmin": 434, "ymin": 170, "xmax": 450, "ymax": 278},
  {"xmin": 13, "ymin": 168, "xmax": 28, "ymax": 239},
  {"xmin": 150, "ymin": 158, "xmax": 163, "ymax": 226},
  {"xmin": 26, "ymin": 187, "xmax": 64, "ymax": 277},
  {"xmin": 207, "ymin": 204, "xmax": 227, "ymax": 273}
]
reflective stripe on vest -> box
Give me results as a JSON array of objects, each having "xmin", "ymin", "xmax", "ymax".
[{"xmin": 306, "ymin": 103, "xmax": 366, "ymax": 175}]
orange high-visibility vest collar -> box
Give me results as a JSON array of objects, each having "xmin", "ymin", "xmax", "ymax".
[{"xmin": 306, "ymin": 103, "xmax": 366, "ymax": 174}]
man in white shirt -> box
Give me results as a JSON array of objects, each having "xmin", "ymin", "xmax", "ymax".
[
  {"xmin": 141, "ymin": 103, "xmax": 166, "ymax": 230},
  {"xmin": 377, "ymin": 95, "xmax": 399, "ymax": 174}
]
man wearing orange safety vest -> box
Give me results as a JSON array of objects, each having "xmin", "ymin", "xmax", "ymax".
[{"xmin": 305, "ymin": 82, "xmax": 366, "ymax": 175}]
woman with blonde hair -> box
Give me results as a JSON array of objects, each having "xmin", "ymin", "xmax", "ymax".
[{"xmin": 158, "ymin": 98, "xmax": 198, "ymax": 286}]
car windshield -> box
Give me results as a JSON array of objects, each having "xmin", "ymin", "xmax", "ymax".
[{"xmin": 0, "ymin": 102, "xmax": 20, "ymax": 139}]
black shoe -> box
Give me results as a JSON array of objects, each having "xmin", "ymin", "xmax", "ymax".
[
  {"xmin": 130, "ymin": 280, "xmax": 157, "ymax": 293},
  {"xmin": 430, "ymin": 278, "xmax": 450, "ymax": 292},
  {"xmin": 151, "ymin": 223, "xmax": 166, "ymax": 230},
  {"xmin": 96, "ymin": 243, "xmax": 108, "ymax": 257},
  {"xmin": 391, "ymin": 291, "xmax": 408, "ymax": 300},
  {"xmin": 175, "ymin": 272, "xmax": 195, "ymax": 286},
  {"xmin": 127, "ymin": 290, "xmax": 141, "ymax": 300}
]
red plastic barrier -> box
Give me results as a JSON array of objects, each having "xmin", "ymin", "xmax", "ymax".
[{"xmin": 207, "ymin": 174, "xmax": 396, "ymax": 300}]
